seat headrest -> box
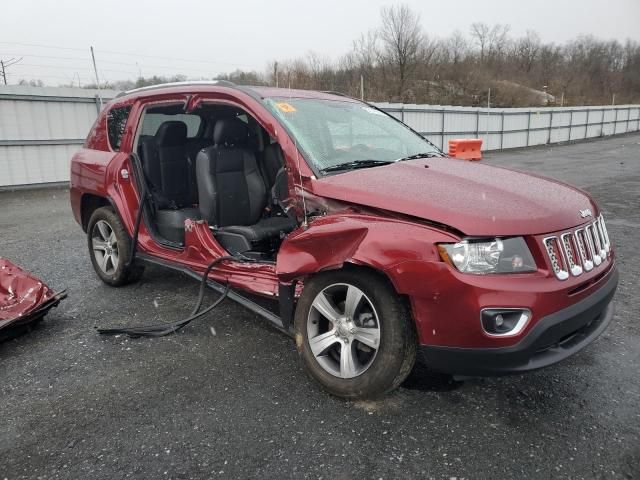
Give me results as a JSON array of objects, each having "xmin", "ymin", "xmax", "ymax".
[
  {"xmin": 213, "ymin": 118, "xmax": 248, "ymax": 146},
  {"xmin": 156, "ymin": 121, "xmax": 187, "ymax": 147}
]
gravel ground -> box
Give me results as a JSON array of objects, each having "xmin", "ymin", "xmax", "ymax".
[{"xmin": 1, "ymin": 134, "xmax": 639, "ymax": 480}]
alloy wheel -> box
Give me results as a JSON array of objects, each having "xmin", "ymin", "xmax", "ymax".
[
  {"xmin": 91, "ymin": 220, "xmax": 119, "ymax": 275},
  {"xmin": 306, "ymin": 283, "xmax": 381, "ymax": 379}
]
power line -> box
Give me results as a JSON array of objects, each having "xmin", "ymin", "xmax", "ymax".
[
  {"xmin": 0, "ymin": 57, "xmax": 23, "ymax": 85},
  {"xmin": 4, "ymin": 71, "xmax": 92, "ymax": 81},
  {"xmin": 11, "ymin": 62, "xmax": 138, "ymax": 76},
  {"xmin": 8, "ymin": 57, "xmax": 232, "ymax": 76},
  {"xmin": 0, "ymin": 40, "xmax": 257, "ymax": 69},
  {"xmin": 0, "ymin": 42, "xmax": 262, "ymax": 86},
  {"xmin": 0, "ymin": 41, "xmax": 87, "ymax": 52}
]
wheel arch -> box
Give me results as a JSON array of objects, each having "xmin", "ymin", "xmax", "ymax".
[
  {"xmin": 80, "ymin": 193, "xmax": 127, "ymax": 234},
  {"xmin": 80, "ymin": 194, "xmax": 111, "ymax": 232}
]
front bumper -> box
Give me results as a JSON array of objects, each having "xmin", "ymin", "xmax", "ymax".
[{"xmin": 420, "ymin": 266, "xmax": 618, "ymax": 376}]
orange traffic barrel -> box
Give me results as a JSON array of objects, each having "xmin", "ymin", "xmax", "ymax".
[{"xmin": 448, "ymin": 139, "xmax": 483, "ymax": 161}]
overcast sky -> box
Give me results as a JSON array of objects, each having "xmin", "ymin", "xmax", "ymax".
[{"xmin": 1, "ymin": 0, "xmax": 638, "ymax": 86}]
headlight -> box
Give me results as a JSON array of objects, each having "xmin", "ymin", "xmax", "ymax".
[{"xmin": 437, "ymin": 237, "xmax": 536, "ymax": 274}]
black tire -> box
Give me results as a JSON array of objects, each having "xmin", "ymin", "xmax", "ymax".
[
  {"xmin": 87, "ymin": 206, "xmax": 144, "ymax": 287},
  {"xmin": 294, "ymin": 268, "xmax": 416, "ymax": 399}
]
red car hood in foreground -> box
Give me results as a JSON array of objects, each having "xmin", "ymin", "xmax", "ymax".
[
  {"xmin": 312, "ymin": 158, "xmax": 597, "ymax": 236},
  {"xmin": 0, "ymin": 258, "xmax": 66, "ymax": 331}
]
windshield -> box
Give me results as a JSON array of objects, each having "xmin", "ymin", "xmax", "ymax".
[{"xmin": 264, "ymin": 98, "xmax": 441, "ymax": 173}]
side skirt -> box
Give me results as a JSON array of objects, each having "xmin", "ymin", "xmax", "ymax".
[{"xmin": 136, "ymin": 253, "xmax": 292, "ymax": 337}]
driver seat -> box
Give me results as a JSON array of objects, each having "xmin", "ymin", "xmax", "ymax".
[{"xmin": 196, "ymin": 118, "xmax": 296, "ymax": 253}]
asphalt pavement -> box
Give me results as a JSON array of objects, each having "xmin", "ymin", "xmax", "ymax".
[{"xmin": 1, "ymin": 134, "xmax": 639, "ymax": 479}]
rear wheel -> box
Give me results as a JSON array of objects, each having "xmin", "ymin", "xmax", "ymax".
[
  {"xmin": 87, "ymin": 207, "xmax": 144, "ymax": 286},
  {"xmin": 294, "ymin": 269, "xmax": 416, "ymax": 399}
]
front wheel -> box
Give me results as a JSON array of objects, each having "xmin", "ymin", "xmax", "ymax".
[
  {"xmin": 294, "ymin": 269, "xmax": 416, "ymax": 399},
  {"xmin": 87, "ymin": 206, "xmax": 144, "ymax": 287}
]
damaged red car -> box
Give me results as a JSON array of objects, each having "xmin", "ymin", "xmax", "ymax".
[{"xmin": 70, "ymin": 82, "xmax": 618, "ymax": 398}]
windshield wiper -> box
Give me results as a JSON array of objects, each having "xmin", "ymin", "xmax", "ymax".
[
  {"xmin": 320, "ymin": 159, "xmax": 394, "ymax": 173},
  {"xmin": 394, "ymin": 152, "xmax": 445, "ymax": 162}
]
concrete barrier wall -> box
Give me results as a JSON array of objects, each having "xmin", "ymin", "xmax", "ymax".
[{"xmin": 1, "ymin": 85, "xmax": 639, "ymax": 187}]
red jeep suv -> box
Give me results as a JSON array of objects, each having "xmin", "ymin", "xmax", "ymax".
[{"xmin": 70, "ymin": 81, "xmax": 618, "ymax": 398}]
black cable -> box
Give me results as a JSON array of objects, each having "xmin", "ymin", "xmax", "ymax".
[
  {"xmin": 101, "ymin": 156, "xmax": 250, "ymax": 338},
  {"xmin": 98, "ymin": 253, "xmax": 244, "ymax": 338}
]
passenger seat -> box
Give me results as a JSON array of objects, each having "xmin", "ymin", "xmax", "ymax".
[{"xmin": 196, "ymin": 118, "xmax": 296, "ymax": 254}]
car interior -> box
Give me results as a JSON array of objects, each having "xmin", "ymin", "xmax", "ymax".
[{"xmin": 134, "ymin": 103, "xmax": 298, "ymax": 261}]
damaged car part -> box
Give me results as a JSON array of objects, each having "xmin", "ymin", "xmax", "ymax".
[{"xmin": 0, "ymin": 258, "xmax": 66, "ymax": 335}]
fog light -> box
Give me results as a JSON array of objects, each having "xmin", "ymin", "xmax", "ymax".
[{"xmin": 481, "ymin": 308, "xmax": 531, "ymax": 336}]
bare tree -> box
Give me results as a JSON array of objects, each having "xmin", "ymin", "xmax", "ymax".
[
  {"xmin": 470, "ymin": 23, "xmax": 510, "ymax": 62},
  {"xmin": 379, "ymin": 4, "xmax": 424, "ymax": 99},
  {"xmin": 470, "ymin": 23, "xmax": 490, "ymax": 60},
  {"xmin": 445, "ymin": 31, "xmax": 470, "ymax": 64},
  {"xmin": 514, "ymin": 31, "xmax": 541, "ymax": 73}
]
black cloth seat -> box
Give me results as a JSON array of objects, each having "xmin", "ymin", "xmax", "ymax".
[
  {"xmin": 139, "ymin": 121, "xmax": 200, "ymax": 244},
  {"xmin": 196, "ymin": 117, "xmax": 296, "ymax": 251},
  {"xmin": 140, "ymin": 121, "xmax": 197, "ymax": 207}
]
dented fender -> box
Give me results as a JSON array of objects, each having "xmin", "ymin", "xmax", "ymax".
[{"xmin": 276, "ymin": 213, "xmax": 459, "ymax": 293}]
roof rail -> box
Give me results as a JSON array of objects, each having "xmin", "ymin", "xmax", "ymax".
[
  {"xmin": 320, "ymin": 90, "xmax": 353, "ymax": 99},
  {"xmin": 116, "ymin": 80, "xmax": 237, "ymax": 98}
]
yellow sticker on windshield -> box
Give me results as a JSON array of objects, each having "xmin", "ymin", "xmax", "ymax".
[{"xmin": 275, "ymin": 102, "xmax": 297, "ymax": 113}]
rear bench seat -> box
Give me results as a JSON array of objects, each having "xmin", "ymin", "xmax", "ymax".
[{"xmin": 138, "ymin": 121, "xmax": 200, "ymax": 244}]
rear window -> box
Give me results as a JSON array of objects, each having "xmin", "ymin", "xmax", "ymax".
[
  {"xmin": 107, "ymin": 106, "xmax": 131, "ymax": 151},
  {"xmin": 140, "ymin": 113, "xmax": 202, "ymax": 138}
]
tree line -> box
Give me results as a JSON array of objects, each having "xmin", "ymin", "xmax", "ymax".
[
  {"xmin": 73, "ymin": 4, "xmax": 640, "ymax": 107},
  {"xmin": 219, "ymin": 4, "xmax": 640, "ymax": 107}
]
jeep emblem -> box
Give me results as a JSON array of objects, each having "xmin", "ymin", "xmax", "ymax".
[{"xmin": 579, "ymin": 209, "xmax": 593, "ymax": 218}]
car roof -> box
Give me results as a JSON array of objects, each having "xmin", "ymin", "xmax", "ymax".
[{"xmin": 115, "ymin": 81, "xmax": 360, "ymax": 103}]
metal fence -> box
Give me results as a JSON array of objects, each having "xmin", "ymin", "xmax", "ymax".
[
  {"xmin": 1, "ymin": 85, "xmax": 639, "ymax": 187},
  {"xmin": 0, "ymin": 86, "xmax": 117, "ymax": 187},
  {"xmin": 374, "ymin": 102, "xmax": 640, "ymax": 152}
]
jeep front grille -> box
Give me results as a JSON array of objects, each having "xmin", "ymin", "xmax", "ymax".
[{"xmin": 542, "ymin": 215, "xmax": 611, "ymax": 280}]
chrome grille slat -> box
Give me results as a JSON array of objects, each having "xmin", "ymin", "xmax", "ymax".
[
  {"xmin": 585, "ymin": 225, "xmax": 602, "ymax": 266},
  {"xmin": 591, "ymin": 221, "xmax": 605, "ymax": 259},
  {"xmin": 599, "ymin": 215, "xmax": 611, "ymax": 252},
  {"xmin": 595, "ymin": 217, "xmax": 609, "ymax": 255},
  {"xmin": 561, "ymin": 233, "xmax": 582, "ymax": 276},
  {"xmin": 544, "ymin": 236, "xmax": 569, "ymax": 280},
  {"xmin": 542, "ymin": 215, "xmax": 611, "ymax": 281},
  {"xmin": 574, "ymin": 229, "xmax": 594, "ymax": 272}
]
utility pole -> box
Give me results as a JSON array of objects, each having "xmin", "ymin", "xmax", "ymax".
[
  {"xmin": 486, "ymin": 87, "xmax": 491, "ymax": 141},
  {"xmin": 274, "ymin": 61, "xmax": 279, "ymax": 88},
  {"xmin": 90, "ymin": 46, "xmax": 103, "ymax": 108},
  {"xmin": 360, "ymin": 74, "xmax": 364, "ymax": 101},
  {"xmin": 0, "ymin": 57, "xmax": 23, "ymax": 85}
]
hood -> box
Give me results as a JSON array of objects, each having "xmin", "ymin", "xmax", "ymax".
[{"xmin": 311, "ymin": 158, "xmax": 597, "ymax": 236}]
